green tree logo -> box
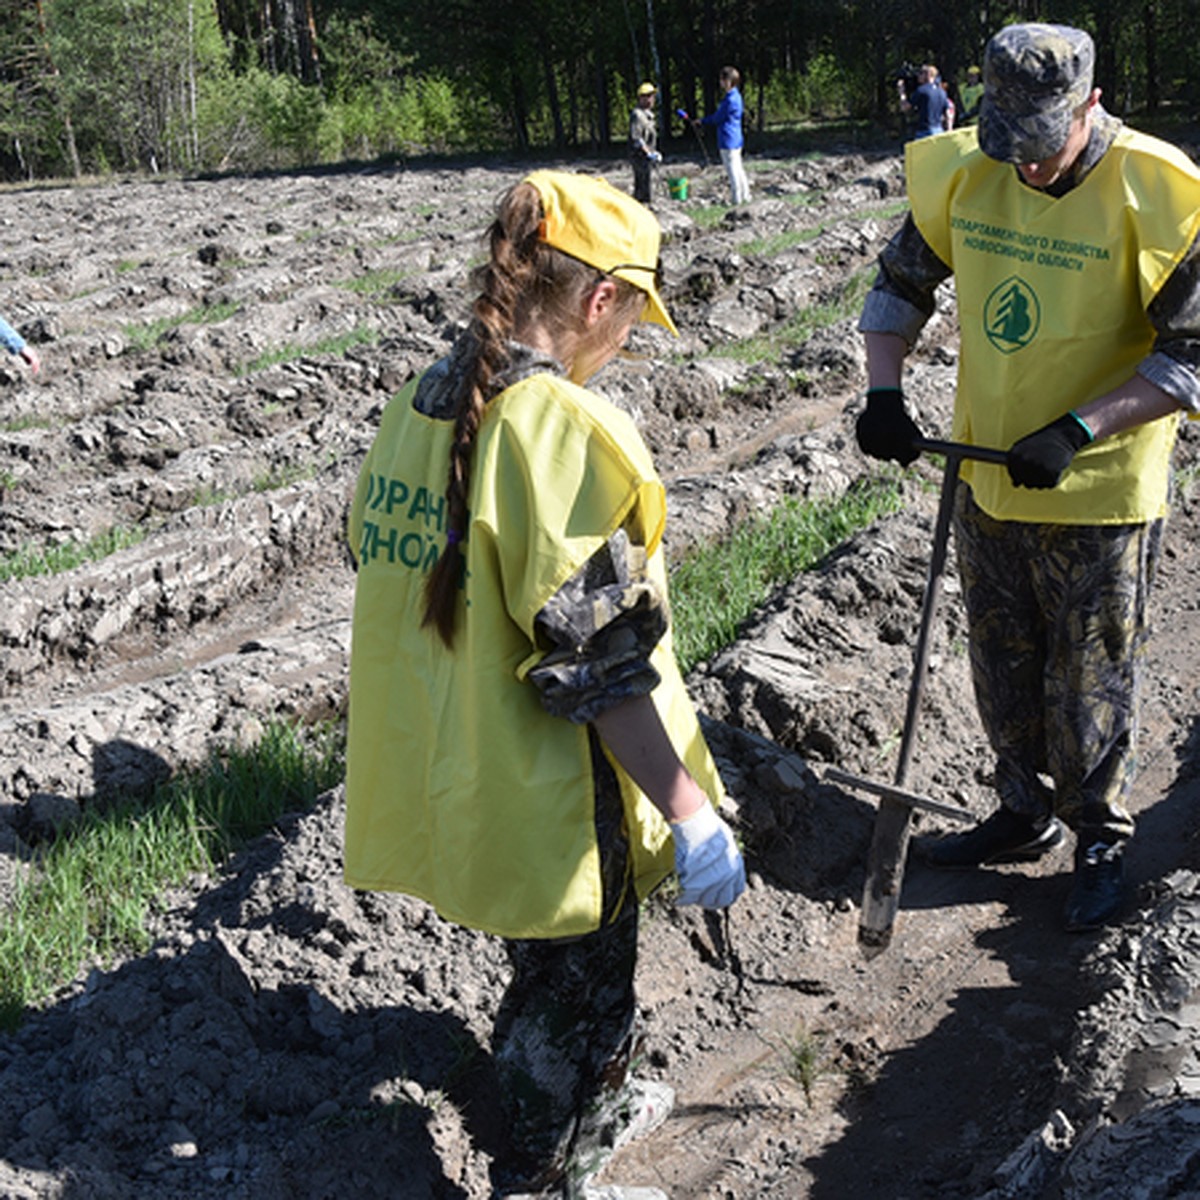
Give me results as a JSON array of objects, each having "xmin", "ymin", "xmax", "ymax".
[{"xmin": 984, "ymin": 276, "xmax": 1040, "ymax": 353}]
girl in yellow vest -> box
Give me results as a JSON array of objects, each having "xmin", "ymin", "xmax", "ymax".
[
  {"xmin": 344, "ymin": 170, "xmax": 745, "ymax": 1199},
  {"xmin": 856, "ymin": 23, "xmax": 1200, "ymax": 933}
]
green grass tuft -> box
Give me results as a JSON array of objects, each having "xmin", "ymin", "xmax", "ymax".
[
  {"xmin": 680, "ymin": 203, "xmax": 730, "ymax": 229},
  {"xmin": 0, "ymin": 526, "xmax": 147, "ymax": 583},
  {"xmin": 670, "ymin": 474, "xmax": 903, "ymax": 672},
  {"xmin": 122, "ymin": 300, "xmax": 240, "ymax": 352},
  {"xmin": 759, "ymin": 1025, "xmax": 829, "ymax": 1107},
  {"xmin": 739, "ymin": 226, "xmax": 822, "ymax": 256},
  {"xmin": 338, "ymin": 267, "xmax": 413, "ymax": 297},
  {"xmin": 238, "ymin": 327, "xmax": 379, "ymax": 375},
  {"xmin": 739, "ymin": 199, "xmax": 908, "ymax": 260},
  {"xmin": 708, "ymin": 263, "xmax": 877, "ymax": 366},
  {"xmin": 1, "ymin": 414, "xmax": 55, "ymax": 433},
  {"xmin": 0, "ymin": 721, "xmax": 344, "ymax": 1031}
]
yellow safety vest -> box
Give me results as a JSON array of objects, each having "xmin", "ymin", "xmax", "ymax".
[
  {"xmin": 343, "ymin": 370, "xmax": 726, "ymax": 938},
  {"xmin": 908, "ymin": 125, "xmax": 1200, "ymax": 524},
  {"xmin": 959, "ymin": 82, "xmax": 984, "ymax": 122}
]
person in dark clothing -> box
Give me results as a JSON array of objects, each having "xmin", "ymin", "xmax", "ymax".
[
  {"xmin": 898, "ymin": 63, "xmax": 950, "ymax": 138},
  {"xmin": 629, "ymin": 82, "xmax": 661, "ymax": 205}
]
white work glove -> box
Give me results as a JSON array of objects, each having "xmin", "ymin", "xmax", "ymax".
[
  {"xmin": 650, "ymin": 150, "xmax": 662, "ymax": 163},
  {"xmin": 670, "ymin": 803, "xmax": 746, "ymax": 909}
]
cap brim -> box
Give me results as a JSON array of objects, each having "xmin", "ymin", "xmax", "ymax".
[
  {"xmin": 640, "ymin": 288, "xmax": 678, "ymax": 337},
  {"xmin": 611, "ymin": 265, "xmax": 677, "ymax": 336},
  {"xmin": 977, "ymin": 95, "xmax": 1074, "ymax": 163}
]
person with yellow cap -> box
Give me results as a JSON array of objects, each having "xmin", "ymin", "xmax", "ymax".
[
  {"xmin": 629, "ymin": 82, "xmax": 661, "ymax": 204},
  {"xmin": 344, "ymin": 169, "xmax": 745, "ymax": 1198},
  {"xmin": 959, "ymin": 64, "xmax": 984, "ymax": 123},
  {"xmin": 856, "ymin": 23, "xmax": 1200, "ymax": 932}
]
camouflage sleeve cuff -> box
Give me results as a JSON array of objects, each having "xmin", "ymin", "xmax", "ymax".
[
  {"xmin": 858, "ymin": 286, "xmax": 929, "ymax": 348},
  {"xmin": 857, "ymin": 216, "xmax": 953, "ymax": 348},
  {"xmin": 1137, "ymin": 351, "xmax": 1200, "ymax": 413},
  {"xmin": 528, "ymin": 528, "xmax": 667, "ymax": 725}
]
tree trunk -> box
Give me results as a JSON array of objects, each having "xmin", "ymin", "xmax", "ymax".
[
  {"xmin": 510, "ymin": 67, "xmax": 530, "ymax": 151},
  {"xmin": 32, "ymin": 0, "xmax": 81, "ymax": 177},
  {"xmin": 645, "ymin": 0, "xmax": 665, "ymax": 153},
  {"xmin": 120, "ymin": 0, "xmax": 159, "ymax": 171},
  {"xmin": 622, "ymin": 0, "xmax": 643, "ymax": 82},
  {"xmin": 542, "ymin": 50, "xmax": 566, "ymax": 148},
  {"xmin": 1143, "ymin": 0, "xmax": 1159, "ymax": 111},
  {"xmin": 280, "ymin": 0, "xmax": 298, "ymax": 77},
  {"xmin": 298, "ymin": 0, "xmax": 320, "ymax": 85},
  {"xmin": 260, "ymin": 0, "xmax": 276, "ymax": 74},
  {"xmin": 702, "ymin": 0, "xmax": 716, "ymax": 113},
  {"xmin": 591, "ymin": 9, "xmax": 609, "ymax": 148},
  {"xmin": 188, "ymin": 0, "xmax": 200, "ymax": 165},
  {"xmin": 567, "ymin": 70, "xmax": 580, "ymax": 145}
]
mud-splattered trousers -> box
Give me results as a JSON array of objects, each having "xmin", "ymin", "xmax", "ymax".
[
  {"xmin": 954, "ymin": 484, "xmax": 1163, "ymax": 844},
  {"xmin": 490, "ymin": 732, "xmax": 644, "ymax": 1195},
  {"xmin": 490, "ymin": 521, "xmax": 666, "ymax": 1194}
]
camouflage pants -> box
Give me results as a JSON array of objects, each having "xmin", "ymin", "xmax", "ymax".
[
  {"xmin": 954, "ymin": 485, "xmax": 1163, "ymax": 844},
  {"xmin": 490, "ymin": 733, "xmax": 642, "ymax": 1196}
]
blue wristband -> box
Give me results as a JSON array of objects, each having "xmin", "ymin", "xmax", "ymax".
[{"xmin": 1068, "ymin": 410, "xmax": 1095, "ymax": 442}]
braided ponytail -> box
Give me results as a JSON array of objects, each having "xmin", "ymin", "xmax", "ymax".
[
  {"xmin": 421, "ymin": 177, "xmax": 648, "ymax": 648},
  {"xmin": 420, "ymin": 182, "xmax": 545, "ymax": 647}
]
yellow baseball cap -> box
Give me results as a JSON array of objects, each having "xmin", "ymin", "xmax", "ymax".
[
  {"xmin": 637, "ymin": 82, "xmax": 657, "ymax": 96},
  {"xmin": 524, "ymin": 169, "xmax": 677, "ymax": 336}
]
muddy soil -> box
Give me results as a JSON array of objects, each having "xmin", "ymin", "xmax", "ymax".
[{"xmin": 2, "ymin": 138, "xmax": 1200, "ymax": 1200}]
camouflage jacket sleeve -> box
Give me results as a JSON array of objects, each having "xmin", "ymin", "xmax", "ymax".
[
  {"xmin": 527, "ymin": 526, "xmax": 666, "ymax": 725},
  {"xmin": 1141, "ymin": 230, "xmax": 1200, "ymax": 413},
  {"xmin": 857, "ymin": 214, "xmax": 951, "ymax": 349}
]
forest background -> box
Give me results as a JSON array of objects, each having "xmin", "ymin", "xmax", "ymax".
[{"xmin": 1, "ymin": 0, "xmax": 1198, "ymax": 182}]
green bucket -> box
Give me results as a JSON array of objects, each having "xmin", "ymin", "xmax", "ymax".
[{"xmin": 667, "ymin": 176, "xmax": 689, "ymax": 201}]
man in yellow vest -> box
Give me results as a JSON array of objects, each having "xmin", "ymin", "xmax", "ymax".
[
  {"xmin": 959, "ymin": 64, "xmax": 984, "ymax": 123},
  {"xmin": 855, "ymin": 23, "xmax": 1200, "ymax": 930}
]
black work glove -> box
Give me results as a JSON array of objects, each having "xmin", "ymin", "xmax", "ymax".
[
  {"xmin": 1006, "ymin": 411, "xmax": 1094, "ymax": 489},
  {"xmin": 855, "ymin": 387, "xmax": 921, "ymax": 466}
]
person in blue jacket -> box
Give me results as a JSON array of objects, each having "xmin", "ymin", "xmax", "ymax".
[
  {"xmin": 694, "ymin": 66, "xmax": 751, "ymax": 203},
  {"xmin": 0, "ymin": 314, "xmax": 40, "ymax": 374}
]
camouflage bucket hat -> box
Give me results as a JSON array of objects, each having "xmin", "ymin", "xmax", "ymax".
[{"xmin": 978, "ymin": 24, "xmax": 1094, "ymax": 163}]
